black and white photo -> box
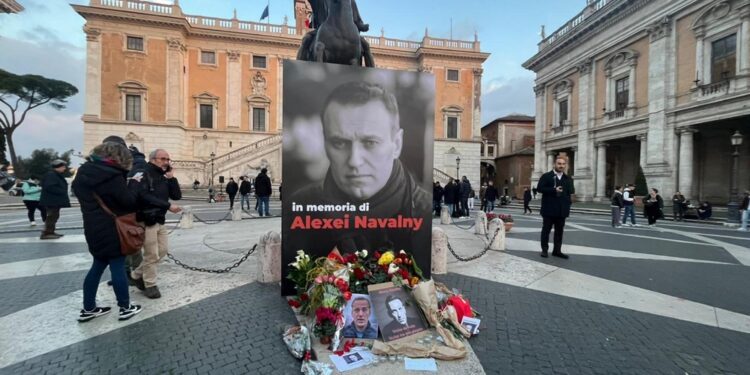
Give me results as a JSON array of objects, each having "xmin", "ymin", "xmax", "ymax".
[{"xmin": 368, "ymin": 283, "xmax": 427, "ymax": 342}]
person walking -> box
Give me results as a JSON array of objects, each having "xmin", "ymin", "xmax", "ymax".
[
  {"xmin": 532, "ymin": 187, "xmax": 537, "ymax": 199},
  {"xmin": 537, "ymin": 157, "xmax": 574, "ymax": 259},
  {"xmin": 239, "ymin": 176, "xmax": 251, "ymax": 210},
  {"xmin": 671, "ymin": 191, "xmax": 686, "ymax": 222},
  {"xmin": 644, "ymin": 188, "xmax": 664, "ymax": 227},
  {"xmin": 479, "ymin": 183, "xmax": 488, "ymax": 212},
  {"xmin": 621, "ymin": 184, "xmax": 637, "ymax": 226},
  {"xmin": 21, "ymin": 176, "xmax": 46, "ymax": 226},
  {"xmin": 432, "ymin": 181, "xmax": 444, "ymax": 217},
  {"xmin": 225, "ymin": 177, "xmax": 239, "ymax": 210},
  {"xmin": 71, "ymin": 142, "xmax": 143, "ymax": 322},
  {"xmin": 738, "ymin": 190, "xmax": 749, "ymax": 231},
  {"xmin": 610, "ymin": 185, "xmax": 624, "ymax": 228},
  {"xmin": 443, "ymin": 179, "xmax": 457, "ymax": 217},
  {"xmin": 130, "ymin": 149, "xmax": 182, "ymax": 299},
  {"xmin": 459, "ymin": 176, "xmax": 472, "ymax": 217},
  {"xmin": 39, "ymin": 159, "xmax": 71, "ymax": 239},
  {"xmin": 468, "ymin": 189, "xmax": 476, "ymax": 211},
  {"xmin": 484, "ymin": 181, "xmax": 498, "ymax": 213},
  {"xmin": 254, "ymin": 168, "xmax": 272, "ymax": 217},
  {"xmin": 523, "ymin": 187, "xmax": 533, "ymax": 215}
]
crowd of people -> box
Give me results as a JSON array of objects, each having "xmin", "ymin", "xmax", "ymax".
[{"xmin": 432, "ymin": 177, "xmax": 502, "ymax": 218}]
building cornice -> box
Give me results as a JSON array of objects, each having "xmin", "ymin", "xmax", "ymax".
[{"xmin": 0, "ymin": 0, "xmax": 23, "ymax": 13}]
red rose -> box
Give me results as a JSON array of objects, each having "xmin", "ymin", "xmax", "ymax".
[
  {"xmin": 353, "ymin": 268, "xmax": 366, "ymax": 280},
  {"xmin": 399, "ymin": 268, "xmax": 410, "ymax": 280},
  {"xmin": 374, "ymin": 251, "xmax": 381, "ymax": 259},
  {"xmin": 287, "ymin": 299, "xmax": 301, "ymax": 308},
  {"xmin": 343, "ymin": 291, "xmax": 352, "ymax": 301},
  {"xmin": 300, "ymin": 293, "xmax": 309, "ymax": 301}
]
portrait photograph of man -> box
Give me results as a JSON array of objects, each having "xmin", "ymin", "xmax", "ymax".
[
  {"xmin": 342, "ymin": 294, "xmax": 378, "ymax": 339},
  {"xmin": 281, "ymin": 61, "xmax": 434, "ymax": 295},
  {"xmin": 368, "ymin": 283, "xmax": 426, "ymax": 342}
]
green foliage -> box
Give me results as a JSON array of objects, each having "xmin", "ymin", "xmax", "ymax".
[
  {"xmin": 15, "ymin": 148, "xmax": 73, "ymax": 179},
  {"xmin": 0, "ymin": 132, "xmax": 6, "ymax": 165},
  {"xmin": 634, "ymin": 165, "xmax": 649, "ymax": 196}
]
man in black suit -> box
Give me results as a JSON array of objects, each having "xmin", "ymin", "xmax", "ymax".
[{"xmin": 537, "ymin": 157, "xmax": 574, "ymax": 259}]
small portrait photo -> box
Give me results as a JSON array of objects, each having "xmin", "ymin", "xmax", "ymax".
[
  {"xmin": 460, "ymin": 316, "xmax": 481, "ymax": 335},
  {"xmin": 368, "ymin": 283, "xmax": 427, "ymax": 342},
  {"xmin": 342, "ymin": 294, "xmax": 379, "ymax": 339},
  {"xmin": 343, "ymin": 352, "xmax": 364, "ymax": 365}
]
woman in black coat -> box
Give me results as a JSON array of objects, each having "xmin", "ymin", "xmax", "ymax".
[
  {"xmin": 443, "ymin": 180, "xmax": 457, "ymax": 217},
  {"xmin": 71, "ymin": 142, "xmax": 143, "ymax": 322},
  {"xmin": 643, "ymin": 188, "xmax": 664, "ymax": 227}
]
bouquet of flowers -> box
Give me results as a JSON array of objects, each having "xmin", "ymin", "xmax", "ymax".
[{"xmin": 486, "ymin": 212, "xmax": 513, "ymax": 223}]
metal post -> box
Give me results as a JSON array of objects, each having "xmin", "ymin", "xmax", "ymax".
[
  {"xmin": 456, "ymin": 156, "xmax": 461, "ymax": 178},
  {"xmin": 727, "ymin": 131, "xmax": 743, "ymax": 223}
]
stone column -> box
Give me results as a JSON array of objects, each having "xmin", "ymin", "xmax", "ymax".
[
  {"xmin": 166, "ymin": 38, "xmax": 186, "ymax": 124},
  {"xmin": 472, "ymin": 68, "xmax": 483, "ymax": 141},
  {"xmin": 694, "ymin": 27, "xmax": 705, "ymax": 84},
  {"xmin": 83, "ymin": 26, "xmax": 101, "ymax": 119},
  {"xmin": 226, "ymin": 50, "xmax": 242, "ymax": 128},
  {"xmin": 257, "ymin": 231, "xmax": 281, "ymax": 283},
  {"xmin": 277, "ymin": 56, "xmax": 284, "ymax": 131},
  {"xmin": 637, "ymin": 134, "xmax": 647, "ymax": 168},
  {"xmin": 533, "ymin": 84, "xmax": 546, "ymax": 183},
  {"xmin": 740, "ymin": 6, "xmax": 750, "ymax": 75},
  {"xmin": 576, "ymin": 58, "xmax": 593, "ymax": 175},
  {"xmin": 431, "ymin": 228, "xmax": 448, "ymax": 274},
  {"xmin": 678, "ymin": 128, "xmax": 697, "ymax": 200},
  {"xmin": 570, "ymin": 146, "xmax": 578, "ymax": 174},
  {"xmin": 646, "ymin": 17, "xmax": 672, "ymax": 168},
  {"xmin": 596, "ymin": 142, "xmax": 608, "ymax": 198}
]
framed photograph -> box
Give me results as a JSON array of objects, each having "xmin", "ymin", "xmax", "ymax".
[
  {"xmin": 460, "ymin": 316, "xmax": 481, "ymax": 335},
  {"xmin": 342, "ymin": 293, "xmax": 379, "ymax": 339},
  {"xmin": 367, "ymin": 283, "xmax": 427, "ymax": 342}
]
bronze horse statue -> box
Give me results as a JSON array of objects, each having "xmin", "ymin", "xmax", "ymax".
[{"xmin": 297, "ymin": 0, "xmax": 375, "ymax": 67}]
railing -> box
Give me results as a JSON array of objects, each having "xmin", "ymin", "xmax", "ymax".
[
  {"xmin": 540, "ymin": 0, "xmax": 613, "ymax": 49},
  {"xmin": 212, "ymin": 134, "xmax": 282, "ymax": 167},
  {"xmin": 699, "ymin": 80, "xmax": 730, "ymax": 96},
  {"xmin": 98, "ymin": 0, "xmax": 174, "ymax": 15},
  {"xmin": 433, "ymin": 168, "xmax": 454, "ymax": 183},
  {"xmin": 605, "ymin": 109, "xmax": 625, "ymax": 120},
  {"xmin": 363, "ymin": 36, "xmax": 422, "ymax": 50},
  {"xmin": 172, "ymin": 160, "xmax": 206, "ymax": 169}
]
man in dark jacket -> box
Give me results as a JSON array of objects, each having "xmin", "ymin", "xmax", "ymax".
[
  {"xmin": 225, "ymin": 177, "xmax": 239, "ymax": 210},
  {"xmin": 130, "ymin": 149, "xmax": 182, "ymax": 299},
  {"xmin": 239, "ymin": 176, "xmax": 251, "ymax": 210},
  {"xmin": 523, "ymin": 187, "xmax": 533, "ymax": 214},
  {"xmin": 254, "ymin": 168, "xmax": 272, "ymax": 216},
  {"xmin": 443, "ymin": 179, "xmax": 456, "ymax": 217},
  {"xmin": 484, "ymin": 181, "xmax": 498, "ymax": 213},
  {"xmin": 459, "ymin": 176, "xmax": 472, "ymax": 217},
  {"xmin": 611, "ymin": 185, "xmax": 624, "ymax": 228},
  {"xmin": 39, "ymin": 159, "xmax": 71, "ymax": 239},
  {"xmin": 536, "ymin": 157, "xmax": 574, "ymax": 259},
  {"xmin": 433, "ymin": 181, "xmax": 444, "ymax": 217},
  {"xmin": 672, "ymin": 191, "xmax": 686, "ymax": 222}
]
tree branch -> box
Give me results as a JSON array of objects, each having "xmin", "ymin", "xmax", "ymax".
[
  {"xmin": 17, "ymin": 97, "xmax": 51, "ymax": 128},
  {"xmin": 0, "ymin": 97, "xmax": 16, "ymax": 128}
]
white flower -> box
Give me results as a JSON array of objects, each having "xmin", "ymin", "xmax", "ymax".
[
  {"xmin": 357, "ymin": 249, "xmax": 368, "ymax": 258},
  {"xmin": 399, "ymin": 250, "xmax": 407, "ymax": 255},
  {"xmin": 388, "ymin": 263, "xmax": 399, "ymax": 275},
  {"xmin": 290, "ymin": 261, "xmax": 300, "ymax": 269}
]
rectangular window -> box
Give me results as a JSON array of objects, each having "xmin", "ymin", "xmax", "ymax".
[
  {"xmin": 711, "ymin": 34, "xmax": 736, "ymax": 82},
  {"xmin": 125, "ymin": 95, "xmax": 141, "ymax": 122},
  {"xmin": 447, "ymin": 116, "xmax": 458, "ymax": 138},
  {"xmin": 252, "ymin": 107, "xmax": 266, "ymax": 132},
  {"xmin": 615, "ymin": 77, "xmax": 629, "ymax": 110},
  {"xmin": 201, "ymin": 51, "xmax": 216, "ymax": 65},
  {"xmin": 488, "ymin": 145, "xmax": 495, "ymax": 156},
  {"xmin": 447, "ymin": 69, "xmax": 459, "ymax": 82},
  {"xmin": 200, "ymin": 104, "xmax": 213, "ymax": 128},
  {"xmin": 126, "ymin": 36, "xmax": 144, "ymax": 51},
  {"xmin": 558, "ymin": 99, "xmax": 568, "ymax": 124},
  {"xmin": 252, "ymin": 55, "xmax": 267, "ymax": 69}
]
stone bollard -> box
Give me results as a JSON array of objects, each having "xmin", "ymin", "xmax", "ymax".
[
  {"xmin": 487, "ymin": 218, "xmax": 506, "ymax": 251},
  {"xmin": 440, "ymin": 206, "xmax": 451, "ymax": 225},
  {"xmin": 231, "ymin": 207, "xmax": 243, "ymax": 221},
  {"xmin": 431, "ymin": 227, "xmax": 448, "ymax": 274},
  {"xmin": 257, "ymin": 231, "xmax": 281, "ymax": 283},
  {"xmin": 179, "ymin": 205, "xmax": 193, "ymax": 229},
  {"xmin": 475, "ymin": 211, "xmax": 487, "ymax": 235}
]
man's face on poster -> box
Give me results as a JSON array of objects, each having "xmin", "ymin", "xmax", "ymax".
[
  {"xmin": 323, "ymin": 100, "xmax": 403, "ymax": 200},
  {"xmin": 387, "ymin": 298, "xmax": 407, "ymax": 325},
  {"xmin": 351, "ymin": 298, "xmax": 371, "ymax": 331}
]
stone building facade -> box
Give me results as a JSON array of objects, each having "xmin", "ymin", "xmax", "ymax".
[
  {"xmin": 73, "ymin": 0, "xmax": 489, "ymax": 187},
  {"xmin": 481, "ymin": 115, "xmax": 535, "ymax": 198},
  {"xmin": 0, "ymin": 0, "xmax": 23, "ymax": 14},
  {"xmin": 524, "ymin": 0, "xmax": 750, "ymax": 203}
]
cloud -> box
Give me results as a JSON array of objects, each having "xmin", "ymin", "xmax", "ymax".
[
  {"xmin": 480, "ymin": 75, "xmax": 536, "ymax": 124},
  {"xmin": 9, "ymin": 109, "xmax": 83, "ymax": 161}
]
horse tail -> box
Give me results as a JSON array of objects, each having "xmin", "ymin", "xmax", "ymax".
[{"xmin": 360, "ymin": 36, "xmax": 374, "ymax": 67}]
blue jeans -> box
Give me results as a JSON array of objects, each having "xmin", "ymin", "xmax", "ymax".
[
  {"xmin": 240, "ymin": 194, "xmax": 250, "ymax": 210},
  {"xmin": 622, "ymin": 205, "xmax": 636, "ymax": 224},
  {"xmin": 740, "ymin": 210, "xmax": 749, "ymax": 230},
  {"xmin": 258, "ymin": 196, "xmax": 270, "ymax": 216},
  {"xmin": 83, "ymin": 255, "xmax": 129, "ymax": 310},
  {"xmin": 484, "ymin": 200, "xmax": 495, "ymax": 213}
]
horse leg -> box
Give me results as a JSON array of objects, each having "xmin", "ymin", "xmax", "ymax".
[
  {"xmin": 297, "ymin": 31, "xmax": 316, "ymax": 61},
  {"xmin": 360, "ymin": 37, "xmax": 374, "ymax": 67},
  {"xmin": 312, "ymin": 41, "xmax": 326, "ymax": 63}
]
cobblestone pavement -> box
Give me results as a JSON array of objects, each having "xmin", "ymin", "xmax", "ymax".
[{"xmin": 1, "ymin": 206, "xmax": 749, "ymax": 374}]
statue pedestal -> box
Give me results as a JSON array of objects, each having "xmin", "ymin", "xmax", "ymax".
[
  {"xmin": 231, "ymin": 207, "xmax": 242, "ymax": 221},
  {"xmin": 475, "ymin": 211, "xmax": 487, "ymax": 235},
  {"xmin": 258, "ymin": 231, "xmax": 281, "ymax": 283},
  {"xmin": 440, "ymin": 206, "xmax": 451, "ymax": 225},
  {"xmin": 431, "ymin": 227, "xmax": 448, "ymax": 274},
  {"xmin": 179, "ymin": 206, "xmax": 193, "ymax": 229},
  {"xmin": 487, "ymin": 218, "xmax": 505, "ymax": 251}
]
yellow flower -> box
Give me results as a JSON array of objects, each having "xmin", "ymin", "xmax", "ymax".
[{"xmin": 378, "ymin": 251, "xmax": 395, "ymax": 265}]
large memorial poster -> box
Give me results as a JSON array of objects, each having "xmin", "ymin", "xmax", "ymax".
[{"xmin": 282, "ymin": 60, "xmax": 434, "ymax": 295}]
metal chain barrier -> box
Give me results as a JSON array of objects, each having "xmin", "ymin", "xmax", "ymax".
[
  {"xmin": 165, "ymin": 212, "xmax": 184, "ymax": 235},
  {"xmin": 167, "ymin": 244, "xmax": 257, "ymax": 274},
  {"xmin": 193, "ymin": 211, "xmax": 232, "ymax": 225},
  {"xmin": 446, "ymin": 227, "xmax": 501, "ymax": 262},
  {"xmin": 449, "ymin": 215, "xmax": 476, "ymax": 230}
]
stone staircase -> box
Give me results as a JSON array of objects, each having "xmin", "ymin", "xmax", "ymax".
[{"xmin": 433, "ymin": 168, "xmax": 454, "ymax": 185}]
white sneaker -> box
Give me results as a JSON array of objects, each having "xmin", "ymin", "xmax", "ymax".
[
  {"xmin": 738, "ymin": 228, "xmax": 748, "ymax": 232},
  {"xmin": 30, "ymin": 221, "xmax": 36, "ymax": 226}
]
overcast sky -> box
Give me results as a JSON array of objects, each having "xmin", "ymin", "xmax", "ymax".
[{"xmin": 0, "ymin": 0, "xmax": 581, "ymax": 159}]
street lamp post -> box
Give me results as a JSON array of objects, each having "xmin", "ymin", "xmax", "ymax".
[
  {"xmin": 456, "ymin": 156, "xmax": 461, "ymax": 179},
  {"xmin": 727, "ymin": 131, "xmax": 744, "ymax": 223},
  {"xmin": 210, "ymin": 151, "xmax": 216, "ymax": 188}
]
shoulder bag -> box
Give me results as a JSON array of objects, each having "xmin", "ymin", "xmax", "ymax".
[{"xmin": 93, "ymin": 193, "xmax": 145, "ymax": 255}]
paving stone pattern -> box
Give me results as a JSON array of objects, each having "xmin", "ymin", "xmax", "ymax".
[
  {"xmin": 0, "ymin": 283, "xmax": 300, "ymax": 375},
  {"xmin": 0, "ymin": 243, "xmax": 86, "ymax": 265},
  {"xmin": 0, "ymin": 270, "xmax": 88, "ymax": 318},
  {"xmin": 435, "ymin": 273, "xmax": 750, "ymax": 375}
]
